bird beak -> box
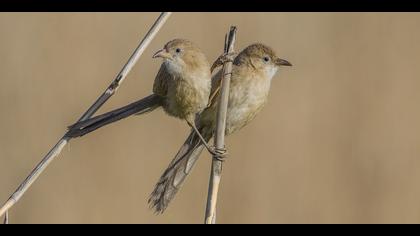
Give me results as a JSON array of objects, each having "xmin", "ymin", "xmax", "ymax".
[
  {"xmin": 275, "ymin": 58, "xmax": 292, "ymax": 67},
  {"xmin": 152, "ymin": 49, "xmax": 172, "ymax": 59}
]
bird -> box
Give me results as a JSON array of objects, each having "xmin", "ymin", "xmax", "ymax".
[
  {"xmin": 66, "ymin": 39, "xmax": 215, "ymax": 152},
  {"xmin": 148, "ymin": 43, "xmax": 292, "ymax": 213}
]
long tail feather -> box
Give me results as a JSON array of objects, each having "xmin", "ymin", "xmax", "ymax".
[
  {"xmin": 66, "ymin": 94, "xmax": 162, "ymax": 138},
  {"xmin": 148, "ymin": 126, "xmax": 212, "ymax": 213}
]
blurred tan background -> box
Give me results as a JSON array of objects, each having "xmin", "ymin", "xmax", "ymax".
[{"xmin": 1, "ymin": 13, "xmax": 420, "ymax": 223}]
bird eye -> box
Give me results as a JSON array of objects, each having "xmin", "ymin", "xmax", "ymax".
[
  {"xmin": 175, "ymin": 48, "xmax": 181, "ymax": 53},
  {"xmin": 263, "ymin": 57, "xmax": 270, "ymax": 62}
]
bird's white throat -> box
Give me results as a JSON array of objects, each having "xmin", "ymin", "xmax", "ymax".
[
  {"xmin": 266, "ymin": 66, "xmax": 279, "ymax": 80},
  {"xmin": 164, "ymin": 60, "xmax": 184, "ymax": 76}
]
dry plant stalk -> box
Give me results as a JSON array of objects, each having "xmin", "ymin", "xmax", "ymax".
[
  {"xmin": 0, "ymin": 12, "xmax": 172, "ymax": 223},
  {"xmin": 204, "ymin": 26, "xmax": 237, "ymax": 224}
]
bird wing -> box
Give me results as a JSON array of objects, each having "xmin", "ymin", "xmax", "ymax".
[
  {"xmin": 206, "ymin": 70, "xmax": 223, "ymax": 108},
  {"xmin": 152, "ymin": 64, "xmax": 171, "ymax": 97}
]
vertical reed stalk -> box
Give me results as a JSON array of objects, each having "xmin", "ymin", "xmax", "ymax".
[{"xmin": 204, "ymin": 26, "xmax": 237, "ymax": 224}]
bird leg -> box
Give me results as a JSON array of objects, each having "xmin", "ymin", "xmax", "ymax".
[
  {"xmin": 210, "ymin": 52, "xmax": 237, "ymax": 73},
  {"xmin": 186, "ymin": 120, "xmax": 228, "ymax": 159},
  {"xmin": 185, "ymin": 119, "xmax": 214, "ymax": 153}
]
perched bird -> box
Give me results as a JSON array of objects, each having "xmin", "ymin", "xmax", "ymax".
[
  {"xmin": 149, "ymin": 43, "xmax": 292, "ymax": 213},
  {"xmin": 66, "ymin": 39, "xmax": 214, "ymax": 151}
]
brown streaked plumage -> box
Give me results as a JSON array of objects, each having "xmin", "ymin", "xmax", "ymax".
[
  {"xmin": 66, "ymin": 39, "xmax": 212, "ymax": 138},
  {"xmin": 149, "ymin": 43, "xmax": 292, "ymax": 213}
]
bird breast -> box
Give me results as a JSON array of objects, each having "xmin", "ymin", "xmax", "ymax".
[
  {"xmin": 199, "ymin": 67, "xmax": 272, "ymax": 136},
  {"xmin": 225, "ymin": 72, "xmax": 271, "ymax": 135},
  {"xmin": 164, "ymin": 71, "xmax": 211, "ymax": 120}
]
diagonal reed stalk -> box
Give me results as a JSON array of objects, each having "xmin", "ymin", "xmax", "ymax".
[
  {"xmin": 0, "ymin": 12, "xmax": 172, "ymax": 223},
  {"xmin": 204, "ymin": 26, "xmax": 237, "ymax": 224}
]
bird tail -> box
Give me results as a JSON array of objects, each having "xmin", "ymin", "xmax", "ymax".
[
  {"xmin": 66, "ymin": 94, "xmax": 163, "ymax": 138},
  {"xmin": 148, "ymin": 125, "xmax": 213, "ymax": 214}
]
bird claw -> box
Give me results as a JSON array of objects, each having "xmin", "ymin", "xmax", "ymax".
[
  {"xmin": 211, "ymin": 52, "xmax": 236, "ymax": 73},
  {"xmin": 209, "ymin": 146, "xmax": 228, "ymax": 161}
]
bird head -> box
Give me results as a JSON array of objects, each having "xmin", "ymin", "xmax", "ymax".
[
  {"xmin": 153, "ymin": 39, "xmax": 209, "ymax": 75},
  {"xmin": 235, "ymin": 43, "xmax": 292, "ymax": 79}
]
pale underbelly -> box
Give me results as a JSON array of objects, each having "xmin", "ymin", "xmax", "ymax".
[{"xmin": 225, "ymin": 103, "xmax": 264, "ymax": 135}]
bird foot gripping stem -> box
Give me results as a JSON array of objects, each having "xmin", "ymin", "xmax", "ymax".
[
  {"xmin": 210, "ymin": 146, "xmax": 228, "ymax": 162},
  {"xmin": 211, "ymin": 52, "xmax": 236, "ymax": 74}
]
